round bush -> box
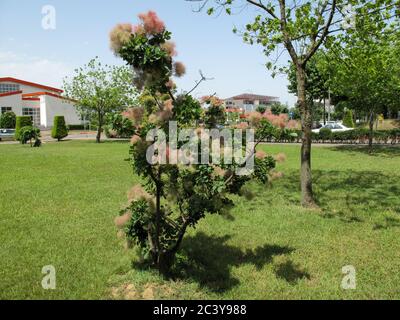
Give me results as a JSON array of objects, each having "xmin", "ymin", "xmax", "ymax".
[
  {"xmin": 319, "ymin": 128, "xmax": 332, "ymax": 142},
  {"xmin": 0, "ymin": 112, "xmax": 16, "ymax": 129},
  {"xmin": 15, "ymin": 116, "xmax": 33, "ymax": 141}
]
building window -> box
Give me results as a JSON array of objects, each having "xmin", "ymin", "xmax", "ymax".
[
  {"xmin": 1, "ymin": 107, "xmax": 12, "ymax": 114},
  {"xmin": 0, "ymin": 83, "xmax": 20, "ymax": 94},
  {"xmin": 244, "ymin": 100, "xmax": 254, "ymax": 105},
  {"xmin": 259, "ymin": 100, "xmax": 270, "ymax": 105},
  {"xmin": 244, "ymin": 104, "xmax": 255, "ymax": 112},
  {"xmin": 22, "ymin": 108, "xmax": 41, "ymax": 127}
]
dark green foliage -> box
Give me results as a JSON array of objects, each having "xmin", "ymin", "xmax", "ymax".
[
  {"xmin": 256, "ymin": 105, "xmax": 267, "ymax": 114},
  {"xmin": 343, "ymin": 110, "xmax": 355, "ymax": 128},
  {"xmin": 173, "ymin": 95, "xmax": 202, "ymax": 126},
  {"xmin": 51, "ymin": 116, "xmax": 69, "ymax": 141},
  {"xmin": 204, "ymin": 105, "xmax": 225, "ymax": 129},
  {"xmin": 117, "ymin": 31, "xmax": 173, "ymax": 93},
  {"xmin": 0, "ymin": 112, "xmax": 16, "ymax": 129},
  {"xmin": 19, "ymin": 126, "xmax": 41, "ymax": 147},
  {"xmin": 15, "ymin": 116, "xmax": 33, "ymax": 141},
  {"xmin": 67, "ymin": 124, "xmax": 86, "ymax": 130},
  {"xmin": 254, "ymin": 156, "xmax": 276, "ymax": 184},
  {"xmin": 287, "ymin": 56, "xmax": 330, "ymax": 104},
  {"xmin": 315, "ymin": 129, "xmax": 399, "ymax": 144},
  {"xmin": 106, "ymin": 113, "xmax": 135, "ymax": 138},
  {"xmin": 123, "ymin": 200, "xmax": 153, "ymax": 251},
  {"xmin": 319, "ymin": 128, "xmax": 332, "ymax": 142},
  {"xmin": 270, "ymin": 102, "xmax": 289, "ymax": 115}
]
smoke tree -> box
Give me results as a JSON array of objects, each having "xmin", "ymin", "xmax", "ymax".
[
  {"xmin": 110, "ymin": 11, "xmax": 284, "ymax": 274},
  {"xmin": 189, "ymin": 0, "xmax": 397, "ymax": 207}
]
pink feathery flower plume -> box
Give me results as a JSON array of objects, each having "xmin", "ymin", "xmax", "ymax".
[
  {"xmin": 109, "ymin": 23, "xmax": 133, "ymax": 54},
  {"xmin": 138, "ymin": 11, "xmax": 165, "ymax": 35},
  {"xmin": 161, "ymin": 41, "xmax": 177, "ymax": 57},
  {"xmin": 174, "ymin": 62, "xmax": 186, "ymax": 77},
  {"xmin": 123, "ymin": 107, "xmax": 144, "ymax": 125},
  {"xmin": 263, "ymin": 111, "xmax": 288, "ymax": 129}
]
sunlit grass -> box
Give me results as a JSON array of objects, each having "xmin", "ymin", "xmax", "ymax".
[{"xmin": 1, "ymin": 141, "xmax": 399, "ymax": 299}]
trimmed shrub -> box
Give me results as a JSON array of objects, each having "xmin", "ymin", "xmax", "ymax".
[
  {"xmin": 20, "ymin": 126, "xmax": 41, "ymax": 147},
  {"xmin": 51, "ymin": 116, "xmax": 69, "ymax": 141},
  {"xmin": 15, "ymin": 116, "xmax": 33, "ymax": 141},
  {"xmin": 343, "ymin": 110, "xmax": 355, "ymax": 128},
  {"xmin": 319, "ymin": 128, "xmax": 332, "ymax": 142},
  {"xmin": 67, "ymin": 124, "xmax": 85, "ymax": 131},
  {"xmin": 0, "ymin": 111, "xmax": 16, "ymax": 129}
]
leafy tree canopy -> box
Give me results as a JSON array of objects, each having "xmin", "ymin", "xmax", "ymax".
[{"xmin": 63, "ymin": 57, "xmax": 138, "ymax": 143}]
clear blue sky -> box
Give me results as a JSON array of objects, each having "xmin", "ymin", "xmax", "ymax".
[{"xmin": 0, "ymin": 0, "xmax": 296, "ymax": 105}]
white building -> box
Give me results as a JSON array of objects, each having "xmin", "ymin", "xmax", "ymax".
[
  {"xmin": 0, "ymin": 77, "xmax": 81, "ymax": 128},
  {"xmin": 224, "ymin": 93, "xmax": 280, "ymax": 113}
]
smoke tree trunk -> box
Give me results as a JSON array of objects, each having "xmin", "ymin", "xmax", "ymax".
[{"xmin": 296, "ymin": 65, "xmax": 316, "ymax": 207}]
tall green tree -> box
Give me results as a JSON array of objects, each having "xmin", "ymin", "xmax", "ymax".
[
  {"xmin": 189, "ymin": 0, "xmax": 397, "ymax": 207},
  {"xmin": 287, "ymin": 54, "xmax": 331, "ymax": 124},
  {"xmin": 327, "ymin": 17, "xmax": 400, "ymax": 151},
  {"xmin": 63, "ymin": 57, "xmax": 138, "ymax": 143}
]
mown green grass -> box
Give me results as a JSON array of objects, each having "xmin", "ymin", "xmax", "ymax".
[{"xmin": 0, "ymin": 141, "xmax": 399, "ymax": 300}]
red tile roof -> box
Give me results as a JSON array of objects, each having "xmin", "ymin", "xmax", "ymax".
[
  {"xmin": 0, "ymin": 90, "xmax": 23, "ymax": 98},
  {"xmin": 0, "ymin": 77, "xmax": 63, "ymax": 93},
  {"xmin": 226, "ymin": 93, "xmax": 279, "ymax": 101},
  {"xmin": 22, "ymin": 92, "xmax": 77, "ymax": 103}
]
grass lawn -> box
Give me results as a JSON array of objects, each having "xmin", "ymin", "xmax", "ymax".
[{"xmin": 0, "ymin": 141, "xmax": 399, "ymax": 300}]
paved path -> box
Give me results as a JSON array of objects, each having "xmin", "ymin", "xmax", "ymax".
[
  {"xmin": 1, "ymin": 131, "xmax": 399, "ymax": 148},
  {"xmin": 0, "ymin": 131, "xmax": 101, "ymax": 145}
]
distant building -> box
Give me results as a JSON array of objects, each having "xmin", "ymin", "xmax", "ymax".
[
  {"xmin": 224, "ymin": 93, "xmax": 279, "ymax": 113},
  {"xmin": 0, "ymin": 77, "xmax": 81, "ymax": 128}
]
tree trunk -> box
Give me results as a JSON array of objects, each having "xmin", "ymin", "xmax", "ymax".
[
  {"xmin": 155, "ymin": 184, "xmax": 161, "ymax": 266},
  {"xmin": 296, "ymin": 65, "xmax": 316, "ymax": 207},
  {"xmin": 96, "ymin": 112, "xmax": 102, "ymax": 144},
  {"xmin": 368, "ymin": 111, "xmax": 375, "ymax": 153}
]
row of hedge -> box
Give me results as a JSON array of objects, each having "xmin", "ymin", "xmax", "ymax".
[
  {"xmin": 268, "ymin": 128, "xmax": 400, "ymax": 144},
  {"xmin": 13, "ymin": 116, "xmax": 68, "ymax": 142}
]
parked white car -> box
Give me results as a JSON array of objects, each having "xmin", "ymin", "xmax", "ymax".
[
  {"xmin": 0, "ymin": 129, "xmax": 15, "ymax": 141},
  {"xmin": 312, "ymin": 123, "xmax": 353, "ymax": 134}
]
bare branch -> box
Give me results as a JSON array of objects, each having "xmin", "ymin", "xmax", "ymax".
[
  {"xmin": 246, "ymin": 0, "xmax": 279, "ymax": 19},
  {"xmin": 186, "ymin": 70, "xmax": 214, "ymax": 96},
  {"xmin": 302, "ymin": 0, "xmax": 337, "ymax": 65}
]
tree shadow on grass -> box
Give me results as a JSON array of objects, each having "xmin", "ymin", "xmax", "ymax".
[
  {"xmin": 173, "ymin": 232, "xmax": 295, "ymax": 293},
  {"xmin": 277, "ymin": 170, "xmax": 400, "ymax": 221},
  {"xmin": 373, "ymin": 217, "xmax": 400, "ymax": 230},
  {"xmin": 274, "ymin": 261, "xmax": 311, "ymax": 284},
  {"xmin": 331, "ymin": 145, "xmax": 400, "ymax": 158},
  {"xmin": 100, "ymin": 140, "xmax": 130, "ymax": 145}
]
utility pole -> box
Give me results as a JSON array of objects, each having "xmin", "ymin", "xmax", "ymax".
[{"xmin": 327, "ymin": 79, "xmax": 332, "ymax": 122}]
